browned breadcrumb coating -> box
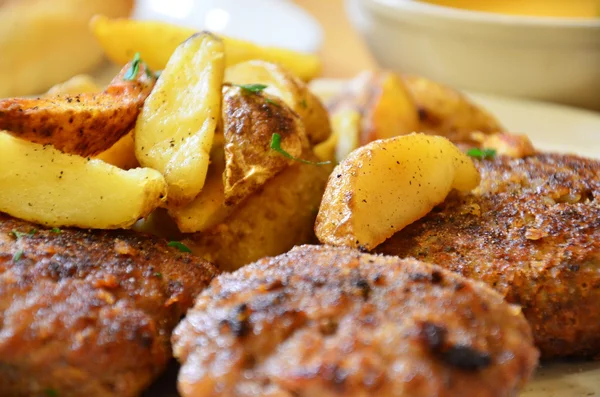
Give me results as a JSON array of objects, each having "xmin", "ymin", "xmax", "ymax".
[
  {"xmin": 0, "ymin": 212, "xmax": 218, "ymax": 397},
  {"xmin": 173, "ymin": 245, "xmax": 538, "ymax": 397},
  {"xmin": 378, "ymin": 153, "xmax": 600, "ymax": 358}
]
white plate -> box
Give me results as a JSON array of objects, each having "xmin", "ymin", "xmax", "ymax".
[{"xmin": 467, "ymin": 92, "xmax": 600, "ymax": 159}]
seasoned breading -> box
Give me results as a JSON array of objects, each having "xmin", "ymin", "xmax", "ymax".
[
  {"xmin": 0, "ymin": 213, "xmax": 219, "ymax": 397},
  {"xmin": 173, "ymin": 245, "xmax": 538, "ymax": 397},
  {"xmin": 377, "ymin": 153, "xmax": 600, "ymax": 358}
]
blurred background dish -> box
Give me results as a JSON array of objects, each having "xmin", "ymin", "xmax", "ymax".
[{"xmin": 346, "ymin": 0, "xmax": 600, "ymax": 110}]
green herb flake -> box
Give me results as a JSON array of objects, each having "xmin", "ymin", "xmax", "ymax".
[
  {"xmin": 235, "ymin": 83, "xmax": 268, "ymax": 94},
  {"xmin": 467, "ymin": 148, "xmax": 497, "ymax": 160},
  {"xmin": 154, "ymin": 272, "xmax": 163, "ymax": 278},
  {"xmin": 51, "ymin": 227, "xmax": 62, "ymax": 234},
  {"xmin": 300, "ymin": 99, "xmax": 308, "ymax": 109},
  {"xmin": 12, "ymin": 250, "xmax": 23, "ymax": 262},
  {"xmin": 124, "ymin": 52, "xmax": 142, "ymax": 81},
  {"xmin": 265, "ymin": 98, "xmax": 280, "ymax": 107},
  {"xmin": 168, "ymin": 241, "xmax": 192, "ymax": 253},
  {"xmin": 270, "ymin": 133, "xmax": 331, "ymax": 166},
  {"xmin": 154, "ymin": 70, "xmax": 162, "ymax": 79},
  {"xmin": 10, "ymin": 229, "xmax": 26, "ymax": 239},
  {"xmin": 45, "ymin": 389, "xmax": 59, "ymax": 397},
  {"xmin": 28, "ymin": 228, "xmax": 37, "ymax": 236}
]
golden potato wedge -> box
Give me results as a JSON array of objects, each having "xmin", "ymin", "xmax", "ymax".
[
  {"xmin": 315, "ymin": 133, "xmax": 480, "ymax": 251},
  {"xmin": 328, "ymin": 71, "xmax": 420, "ymax": 147},
  {"xmin": 403, "ymin": 74, "xmax": 504, "ymax": 143},
  {"xmin": 225, "ymin": 61, "xmax": 331, "ymax": 144},
  {"xmin": 187, "ymin": 150, "xmax": 332, "ymax": 271},
  {"xmin": 0, "ymin": 60, "xmax": 155, "ymax": 157},
  {"xmin": 0, "ymin": 132, "xmax": 166, "ymax": 229},
  {"xmin": 222, "ymin": 85, "xmax": 308, "ymax": 206},
  {"xmin": 167, "ymin": 140, "xmax": 235, "ymax": 233},
  {"xmin": 45, "ymin": 75, "xmax": 101, "ymax": 96},
  {"xmin": 135, "ymin": 33, "xmax": 225, "ymax": 206},
  {"xmin": 471, "ymin": 132, "xmax": 536, "ymax": 159},
  {"xmin": 95, "ymin": 131, "xmax": 139, "ymax": 169},
  {"xmin": 90, "ymin": 16, "xmax": 321, "ymax": 81}
]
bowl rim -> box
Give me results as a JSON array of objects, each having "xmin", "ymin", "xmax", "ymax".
[{"xmin": 367, "ymin": 0, "xmax": 600, "ymax": 28}]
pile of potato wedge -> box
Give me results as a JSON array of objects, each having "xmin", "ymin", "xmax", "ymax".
[{"xmin": 1, "ymin": 15, "xmax": 523, "ymax": 270}]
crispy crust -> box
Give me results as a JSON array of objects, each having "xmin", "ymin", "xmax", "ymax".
[
  {"xmin": 377, "ymin": 153, "xmax": 600, "ymax": 358},
  {"xmin": 0, "ymin": 213, "xmax": 218, "ymax": 397},
  {"xmin": 173, "ymin": 245, "xmax": 538, "ymax": 397}
]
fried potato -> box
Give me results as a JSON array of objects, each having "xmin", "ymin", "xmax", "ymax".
[
  {"xmin": 0, "ymin": 61, "xmax": 155, "ymax": 157},
  {"xmin": 403, "ymin": 74, "xmax": 504, "ymax": 143},
  {"xmin": 0, "ymin": 132, "xmax": 166, "ymax": 229},
  {"xmin": 95, "ymin": 132, "xmax": 139, "ymax": 169},
  {"xmin": 222, "ymin": 85, "xmax": 308, "ymax": 206},
  {"xmin": 90, "ymin": 16, "xmax": 321, "ymax": 81},
  {"xmin": 45, "ymin": 75, "xmax": 101, "ymax": 96},
  {"xmin": 225, "ymin": 61, "xmax": 331, "ymax": 144},
  {"xmin": 135, "ymin": 33, "xmax": 225, "ymax": 206},
  {"xmin": 187, "ymin": 151, "xmax": 332, "ymax": 271},
  {"xmin": 315, "ymin": 133, "xmax": 480, "ymax": 251}
]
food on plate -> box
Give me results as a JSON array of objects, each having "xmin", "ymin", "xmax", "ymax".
[
  {"xmin": 187, "ymin": 154, "xmax": 331, "ymax": 271},
  {"xmin": 0, "ymin": 212, "xmax": 218, "ymax": 397},
  {"xmin": 225, "ymin": 61, "xmax": 332, "ymax": 145},
  {"xmin": 471, "ymin": 131, "xmax": 536, "ymax": 158},
  {"xmin": 0, "ymin": 0, "xmax": 134, "ymax": 97},
  {"xmin": 90, "ymin": 16, "xmax": 321, "ymax": 81},
  {"xmin": 316, "ymin": 134, "xmax": 480, "ymax": 251},
  {"xmin": 0, "ymin": 60, "xmax": 155, "ymax": 157},
  {"xmin": 376, "ymin": 153, "xmax": 600, "ymax": 358},
  {"xmin": 45, "ymin": 74, "xmax": 102, "ymax": 96},
  {"xmin": 402, "ymin": 74, "xmax": 504, "ymax": 143},
  {"xmin": 221, "ymin": 84, "xmax": 309, "ymax": 206},
  {"xmin": 0, "ymin": 133, "xmax": 167, "ymax": 229},
  {"xmin": 96, "ymin": 132, "xmax": 139, "ymax": 170},
  {"xmin": 327, "ymin": 71, "xmax": 420, "ymax": 155},
  {"xmin": 135, "ymin": 33, "xmax": 225, "ymax": 206},
  {"xmin": 173, "ymin": 245, "xmax": 538, "ymax": 397}
]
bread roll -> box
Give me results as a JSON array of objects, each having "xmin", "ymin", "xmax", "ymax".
[{"xmin": 0, "ymin": 0, "xmax": 133, "ymax": 97}]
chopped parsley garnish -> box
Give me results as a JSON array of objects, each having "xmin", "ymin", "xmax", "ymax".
[
  {"xmin": 12, "ymin": 250, "xmax": 23, "ymax": 262},
  {"xmin": 168, "ymin": 241, "xmax": 192, "ymax": 253},
  {"xmin": 270, "ymin": 133, "xmax": 331, "ymax": 166},
  {"xmin": 124, "ymin": 52, "xmax": 142, "ymax": 81},
  {"xmin": 45, "ymin": 389, "xmax": 59, "ymax": 397},
  {"xmin": 300, "ymin": 99, "xmax": 308, "ymax": 109},
  {"xmin": 10, "ymin": 229, "xmax": 36, "ymax": 239},
  {"xmin": 154, "ymin": 272, "xmax": 163, "ymax": 278},
  {"xmin": 51, "ymin": 227, "xmax": 62, "ymax": 234},
  {"xmin": 467, "ymin": 148, "xmax": 497, "ymax": 160},
  {"xmin": 235, "ymin": 83, "xmax": 268, "ymax": 94}
]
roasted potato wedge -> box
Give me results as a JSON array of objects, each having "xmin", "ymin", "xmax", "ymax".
[
  {"xmin": 187, "ymin": 151, "xmax": 332, "ymax": 271},
  {"xmin": 0, "ymin": 61, "xmax": 155, "ymax": 157},
  {"xmin": 222, "ymin": 85, "xmax": 308, "ymax": 206},
  {"xmin": 45, "ymin": 75, "xmax": 101, "ymax": 96},
  {"xmin": 135, "ymin": 33, "xmax": 225, "ymax": 206},
  {"xmin": 225, "ymin": 61, "xmax": 331, "ymax": 144},
  {"xmin": 403, "ymin": 74, "xmax": 504, "ymax": 142},
  {"xmin": 95, "ymin": 131, "xmax": 139, "ymax": 169},
  {"xmin": 0, "ymin": 132, "xmax": 166, "ymax": 229},
  {"xmin": 91, "ymin": 16, "xmax": 321, "ymax": 81},
  {"xmin": 315, "ymin": 133, "xmax": 480, "ymax": 251}
]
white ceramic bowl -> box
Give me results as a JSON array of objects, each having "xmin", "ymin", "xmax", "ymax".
[{"xmin": 346, "ymin": 0, "xmax": 600, "ymax": 111}]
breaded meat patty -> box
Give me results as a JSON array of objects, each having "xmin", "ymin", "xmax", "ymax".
[
  {"xmin": 377, "ymin": 153, "xmax": 600, "ymax": 358},
  {"xmin": 173, "ymin": 245, "xmax": 538, "ymax": 397},
  {"xmin": 0, "ymin": 213, "xmax": 219, "ymax": 397}
]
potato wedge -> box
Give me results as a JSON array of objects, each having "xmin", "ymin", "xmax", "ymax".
[
  {"xmin": 135, "ymin": 33, "xmax": 225, "ymax": 206},
  {"xmin": 0, "ymin": 61, "xmax": 155, "ymax": 157},
  {"xmin": 0, "ymin": 132, "xmax": 166, "ymax": 229},
  {"xmin": 222, "ymin": 85, "xmax": 308, "ymax": 206},
  {"xmin": 188, "ymin": 150, "xmax": 332, "ymax": 271},
  {"xmin": 225, "ymin": 61, "xmax": 331, "ymax": 144},
  {"xmin": 328, "ymin": 71, "xmax": 420, "ymax": 147},
  {"xmin": 95, "ymin": 131, "xmax": 139, "ymax": 170},
  {"xmin": 90, "ymin": 16, "xmax": 321, "ymax": 81},
  {"xmin": 167, "ymin": 140, "xmax": 235, "ymax": 233},
  {"xmin": 45, "ymin": 75, "xmax": 101, "ymax": 96},
  {"xmin": 315, "ymin": 133, "xmax": 480, "ymax": 251},
  {"xmin": 403, "ymin": 74, "xmax": 504, "ymax": 143}
]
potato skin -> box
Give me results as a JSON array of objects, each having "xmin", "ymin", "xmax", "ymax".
[
  {"xmin": 188, "ymin": 152, "xmax": 332, "ymax": 271},
  {"xmin": 0, "ymin": 62, "xmax": 155, "ymax": 156}
]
